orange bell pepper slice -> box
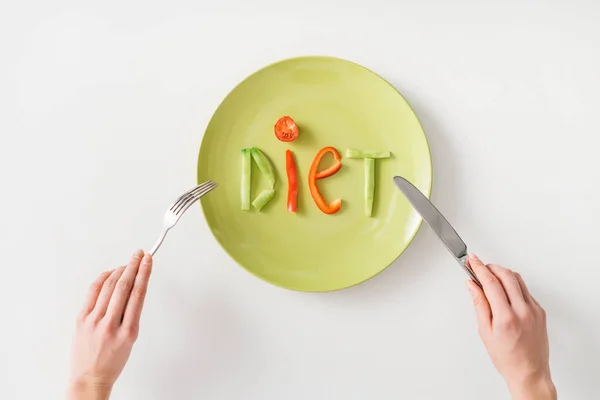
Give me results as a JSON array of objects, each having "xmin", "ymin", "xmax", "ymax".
[
  {"xmin": 314, "ymin": 148, "xmax": 342, "ymax": 179},
  {"xmin": 309, "ymin": 146, "xmax": 342, "ymax": 214}
]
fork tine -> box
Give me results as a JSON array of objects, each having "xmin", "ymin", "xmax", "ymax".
[
  {"xmin": 173, "ymin": 181, "xmax": 217, "ymax": 215},
  {"xmin": 170, "ymin": 181, "xmax": 215, "ymax": 212},
  {"xmin": 170, "ymin": 180, "xmax": 215, "ymax": 210},
  {"xmin": 172, "ymin": 181, "xmax": 216, "ymax": 214},
  {"xmin": 168, "ymin": 183, "xmax": 207, "ymax": 212},
  {"xmin": 173, "ymin": 182, "xmax": 217, "ymax": 215}
]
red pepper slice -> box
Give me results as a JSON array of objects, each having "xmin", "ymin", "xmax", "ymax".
[
  {"xmin": 309, "ymin": 146, "xmax": 342, "ymax": 214},
  {"xmin": 286, "ymin": 150, "xmax": 298, "ymax": 212}
]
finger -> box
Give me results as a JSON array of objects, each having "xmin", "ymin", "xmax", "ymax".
[
  {"xmin": 515, "ymin": 272, "xmax": 544, "ymax": 312},
  {"xmin": 106, "ymin": 249, "xmax": 144, "ymax": 323},
  {"xmin": 80, "ymin": 270, "xmax": 113, "ymax": 316},
  {"xmin": 468, "ymin": 254, "xmax": 512, "ymax": 317},
  {"xmin": 91, "ymin": 266, "xmax": 126, "ymax": 319},
  {"xmin": 514, "ymin": 273, "xmax": 534, "ymax": 303},
  {"xmin": 487, "ymin": 264, "xmax": 526, "ymax": 309},
  {"xmin": 122, "ymin": 253, "xmax": 153, "ymax": 334},
  {"xmin": 466, "ymin": 280, "xmax": 492, "ymax": 334}
]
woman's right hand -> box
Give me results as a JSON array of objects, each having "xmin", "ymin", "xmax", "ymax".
[{"xmin": 466, "ymin": 254, "xmax": 556, "ymax": 400}]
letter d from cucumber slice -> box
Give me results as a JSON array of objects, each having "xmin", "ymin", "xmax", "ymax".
[
  {"xmin": 252, "ymin": 190, "xmax": 275, "ymax": 211},
  {"xmin": 364, "ymin": 158, "xmax": 375, "ymax": 217},
  {"xmin": 241, "ymin": 147, "xmax": 276, "ymax": 211},
  {"xmin": 241, "ymin": 149, "xmax": 251, "ymax": 210},
  {"xmin": 251, "ymin": 148, "xmax": 275, "ymax": 189}
]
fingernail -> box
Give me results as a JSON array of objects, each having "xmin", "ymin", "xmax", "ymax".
[
  {"xmin": 470, "ymin": 254, "xmax": 480, "ymax": 262},
  {"xmin": 133, "ymin": 249, "xmax": 144, "ymax": 258},
  {"xmin": 142, "ymin": 253, "xmax": 152, "ymax": 264}
]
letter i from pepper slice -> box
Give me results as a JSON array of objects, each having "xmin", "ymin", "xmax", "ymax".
[{"xmin": 286, "ymin": 150, "xmax": 298, "ymax": 212}]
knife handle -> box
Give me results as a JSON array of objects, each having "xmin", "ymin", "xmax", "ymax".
[{"xmin": 459, "ymin": 255, "xmax": 483, "ymax": 289}]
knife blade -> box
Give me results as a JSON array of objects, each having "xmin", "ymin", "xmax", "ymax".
[{"xmin": 393, "ymin": 176, "xmax": 482, "ymax": 288}]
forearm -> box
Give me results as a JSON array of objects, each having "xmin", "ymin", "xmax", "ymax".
[
  {"xmin": 509, "ymin": 375, "xmax": 557, "ymax": 400},
  {"xmin": 67, "ymin": 379, "xmax": 112, "ymax": 400}
]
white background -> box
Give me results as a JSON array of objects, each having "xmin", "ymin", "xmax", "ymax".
[{"xmin": 1, "ymin": 1, "xmax": 599, "ymax": 399}]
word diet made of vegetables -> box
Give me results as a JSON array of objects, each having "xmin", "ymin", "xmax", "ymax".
[{"xmin": 241, "ymin": 116, "xmax": 390, "ymax": 217}]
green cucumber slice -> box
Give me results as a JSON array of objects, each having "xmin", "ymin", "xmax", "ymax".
[
  {"xmin": 346, "ymin": 149, "xmax": 391, "ymax": 159},
  {"xmin": 251, "ymin": 147, "xmax": 275, "ymax": 189},
  {"xmin": 252, "ymin": 189, "xmax": 275, "ymax": 211},
  {"xmin": 364, "ymin": 158, "xmax": 375, "ymax": 217}
]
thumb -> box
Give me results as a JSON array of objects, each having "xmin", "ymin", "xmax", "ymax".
[{"xmin": 467, "ymin": 280, "xmax": 492, "ymax": 333}]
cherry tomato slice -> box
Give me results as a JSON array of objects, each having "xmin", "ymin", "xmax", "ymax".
[{"xmin": 274, "ymin": 116, "xmax": 299, "ymax": 142}]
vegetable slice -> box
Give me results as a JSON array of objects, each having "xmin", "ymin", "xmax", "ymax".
[
  {"xmin": 345, "ymin": 149, "xmax": 391, "ymax": 159},
  {"xmin": 251, "ymin": 147, "xmax": 275, "ymax": 189},
  {"xmin": 314, "ymin": 149, "xmax": 342, "ymax": 179},
  {"xmin": 241, "ymin": 148, "xmax": 251, "ymax": 210},
  {"xmin": 364, "ymin": 158, "xmax": 375, "ymax": 217},
  {"xmin": 346, "ymin": 149, "xmax": 389, "ymax": 217},
  {"xmin": 252, "ymin": 189, "xmax": 275, "ymax": 211},
  {"xmin": 286, "ymin": 150, "xmax": 298, "ymax": 212},
  {"xmin": 274, "ymin": 116, "xmax": 299, "ymax": 142},
  {"xmin": 309, "ymin": 146, "xmax": 342, "ymax": 215}
]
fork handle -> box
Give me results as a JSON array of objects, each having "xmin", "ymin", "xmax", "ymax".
[{"xmin": 150, "ymin": 230, "xmax": 168, "ymax": 256}]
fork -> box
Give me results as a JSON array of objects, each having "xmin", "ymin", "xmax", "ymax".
[{"xmin": 149, "ymin": 180, "xmax": 218, "ymax": 255}]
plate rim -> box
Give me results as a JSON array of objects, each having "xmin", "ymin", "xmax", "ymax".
[{"xmin": 197, "ymin": 55, "xmax": 433, "ymax": 292}]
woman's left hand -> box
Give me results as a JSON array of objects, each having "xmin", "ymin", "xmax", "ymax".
[{"xmin": 67, "ymin": 250, "xmax": 153, "ymax": 400}]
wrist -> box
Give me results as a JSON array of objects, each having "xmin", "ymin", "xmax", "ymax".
[
  {"xmin": 508, "ymin": 373, "xmax": 556, "ymax": 400},
  {"xmin": 67, "ymin": 377, "xmax": 112, "ymax": 400}
]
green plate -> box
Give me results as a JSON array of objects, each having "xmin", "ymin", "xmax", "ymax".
[{"xmin": 198, "ymin": 56, "xmax": 432, "ymax": 292}]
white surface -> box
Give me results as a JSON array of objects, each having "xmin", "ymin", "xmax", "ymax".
[{"xmin": 1, "ymin": 1, "xmax": 600, "ymax": 399}]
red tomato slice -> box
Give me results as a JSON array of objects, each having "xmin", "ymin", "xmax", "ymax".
[{"xmin": 274, "ymin": 116, "xmax": 299, "ymax": 142}]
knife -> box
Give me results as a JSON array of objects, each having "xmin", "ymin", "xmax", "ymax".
[{"xmin": 393, "ymin": 176, "xmax": 483, "ymax": 288}]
